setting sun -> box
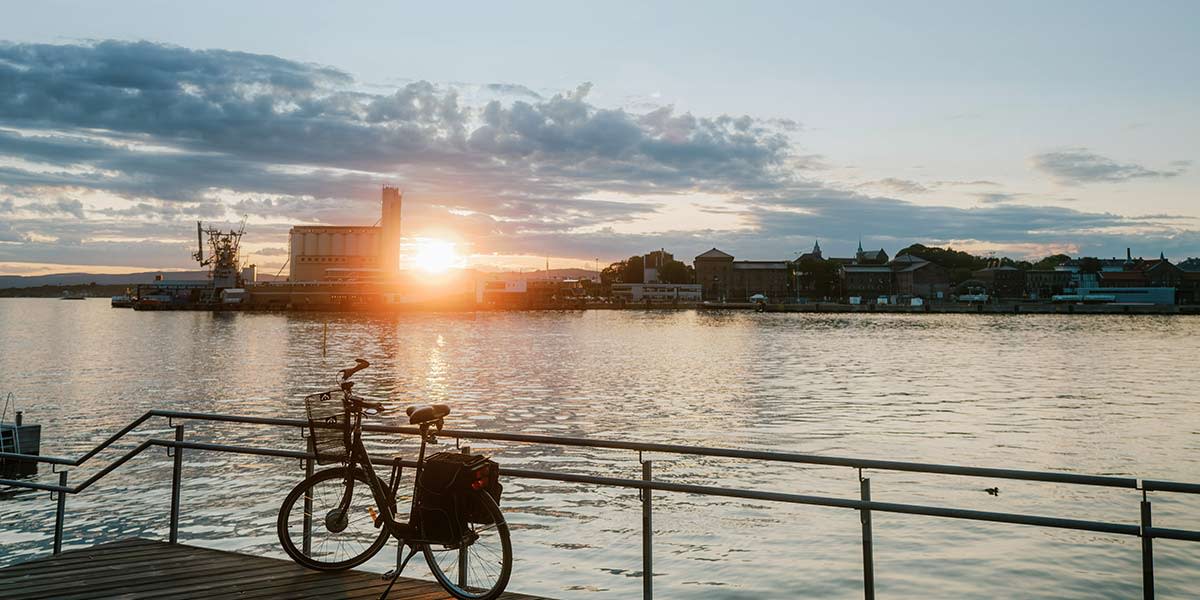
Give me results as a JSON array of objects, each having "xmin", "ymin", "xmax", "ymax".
[{"xmin": 410, "ymin": 238, "xmax": 465, "ymax": 273}]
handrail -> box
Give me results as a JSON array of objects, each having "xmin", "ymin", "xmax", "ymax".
[
  {"xmin": 3, "ymin": 408, "xmax": 1186, "ymax": 491},
  {"xmin": 6, "ymin": 435, "xmax": 1198, "ymax": 544},
  {"xmin": 2, "ymin": 409, "xmax": 1199, "ymax": 600}
]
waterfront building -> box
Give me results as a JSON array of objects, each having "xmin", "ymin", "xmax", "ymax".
[
  {"xmin": 1098, "ymin": 252, "xmax": 1187, "ymax": 302},
  {"xmin": 287, "ymin": 186, "xmax": 403, "ymax": 282},
  {"xmin": 730, "ymin": 261, "xmax": 790, "ymax": 301},
  {"xmin": 611, "ymin": 283, "xmax": 702, "ymax": 303},
  {"xmin": 972, "ymin": 264, "xmax": 1025, "ymax": 299},
  {"xmin": 1025, "ymin": 269, "xmax": 1072, "ymax": 300},
  {"xmin": 476, "ymin": 277, "xmax": 586, "ymax": 308},
  {"xmin": 1059, "ymin": 287, "xmax": 1177, "ymax": 305},
  {"xmin": 841, "ymin": 264, "xmax": 893, "ymax": 300},
  {"xmin": 694, "ymin": 248, "xmax": 734, "ymax": 301},
  {"xmin": 890, "ymin": 255, "xmax": 952, "ymax": 301},
  {"xmin": 693, "ymin": 248, "xmax": 789, "ymax": 302}
]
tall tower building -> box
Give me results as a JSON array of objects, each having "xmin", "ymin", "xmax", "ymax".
[
  {"xmin": 286, "ymin": 186, "xmax": 403, "ymax": 281},
  {"xmin": 381, "ymin": 186, "xmax": 403, "ymax": 274}
]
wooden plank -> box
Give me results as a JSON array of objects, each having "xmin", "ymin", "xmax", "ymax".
[
  {"xmin": 0, "ymin": 539, "xmax": 549, "ymax": 600},
  {"xmin": 0, "ymin": 543, "xmax": 205, "ymax": 579},
  {"xmin": 0, "ymin": 538, "xmax": 163, "ymax": 573},
  {"xmin": 7, "ymin": 556, "xmax": 288, "ymax": 598}
]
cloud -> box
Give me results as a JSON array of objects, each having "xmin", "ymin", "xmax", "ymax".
[
  {"xmin": 1031, "ymin": 148, "xmax": 1188, "ymax": 185},
  {"xmin": 973, "ymin": 192, "xmax": 1024, "ymax": 204},
  {"xmin": 933, "ymin": 180, "xmax": 1000, "ymax": 187},
  {"xmin": 484, "ymin": 83, "xmax": 542, "ymax": 99},
  {"xmin": 22, "ymin": 198, "xmax": 85, "ymax": 219},
  {"xmin": 858, "ymin": 178, "xmax": 928, "ymax": 194},
  {"xmin": 0, "ymin": 39, "xmax": 1195, "ymax": 271},
  {"xmin": 0, "ymin": 221, "xmax": 27, "ymax": 242}
]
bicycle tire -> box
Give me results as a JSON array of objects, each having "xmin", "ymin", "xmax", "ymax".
[
  {"xmin": 277, "ymin": 467, "xmax": 391, "ymax": 571},
  {"xmin": 423, "ymin": 490, "xmax": 513, "ymax": 600}
]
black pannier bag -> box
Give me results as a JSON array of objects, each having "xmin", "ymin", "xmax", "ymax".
[{"xmin": 416, "ymin": 452, "xmax": 503, "ymax": 543}]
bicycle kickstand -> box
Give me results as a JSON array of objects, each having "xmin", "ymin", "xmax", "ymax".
[{"xmin": 379, "ymin": 543, "xmax": 420, "ymax": 600}]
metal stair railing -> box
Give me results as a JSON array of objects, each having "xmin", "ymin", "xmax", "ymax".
[{"xmin": 1, "ymin": 408, "xmax": 1199, "ymax": 600}]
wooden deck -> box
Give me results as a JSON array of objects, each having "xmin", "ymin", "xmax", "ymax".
[{"xmin": 0, "ymin": 538, "xmax": 551, "ymax": 599}]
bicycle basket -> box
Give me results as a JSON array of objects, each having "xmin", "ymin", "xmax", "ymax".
[{"xmin": 305, "ymin": 390, "xmax": 350, "ymax": 465}]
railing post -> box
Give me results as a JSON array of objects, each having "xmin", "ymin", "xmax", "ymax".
[
  {"xmin": 303, "ymin": 435, "xmax": 315, "ymax": 555},
  {"xmin": 459, "ymin": 446, "xmax": 470, "ymax": 588},
  {"xmin": 1142, "ymin": 496, "xmax": 1154, "ymax": 599},
  {"xmin": 169, "ymin": 424, "xmax": 184, "ymax": 544},
  {"xmin": 642, "ymin": 459, "xmax": 653, "ymax": 600},
  {"xmin": 860, "ymin": 475, "xmax": 875, "ymax": 600},
  {"xmin": 52, "ymin": 470, "xmax": 67, "ymax": 555}
]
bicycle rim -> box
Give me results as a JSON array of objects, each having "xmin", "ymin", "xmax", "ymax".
[
  {"xmin": 277, "ymin": 467, "xmax": 390, "ymax": 571},
  {"xmin": 423, "ymin": 491, "xmax": 512, "ymax": 600}
]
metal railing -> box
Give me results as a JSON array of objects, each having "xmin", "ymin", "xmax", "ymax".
[{"xmin": 3, "ymin": 408, "xmax": 1200, "ymax": 599}]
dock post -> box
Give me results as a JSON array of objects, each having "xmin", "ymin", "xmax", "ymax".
[
  {"xmin": 641, "ymin": 459, "xmax": 653, "ymax": 600},
  {"xmin": 52, "ymin": 470, "xmax": 67, "ymax": 555},
  {"xmin": 303, "ymin": 436, "xmax": 315, "ymax": 555},
  {"xmin": 860, "ymin": 475, "xmax": 875, "ymax": 600},
  {"xmin": 169, "ymin": 424, "xmax": 184, "ymax": 544},
  {"xmin": 14, "ymin": 410, "xmax": 21, "ymax": 426},
  {"xmin": 1141, "ymin": 496, "xmax": 1154, "ymax": 599}
]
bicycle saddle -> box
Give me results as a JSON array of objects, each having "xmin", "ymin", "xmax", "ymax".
[{"xmin": 405, "ymin": 403, "xmax": 450, "ymax": 425}]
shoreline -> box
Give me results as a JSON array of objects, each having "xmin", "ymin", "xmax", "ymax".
[{"xmin": 7, "ymin": 296, "xmax": 1198, "ymax": 314}]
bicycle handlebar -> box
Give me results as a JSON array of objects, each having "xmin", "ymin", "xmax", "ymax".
[{"xmin": 340, "ymin": 358, "xmax": 370, "ymax": 380}]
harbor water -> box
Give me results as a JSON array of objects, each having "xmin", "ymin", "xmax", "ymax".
[{"xmin": 1, "ymin": 298, "xmax": 1198, "ymax": 598}]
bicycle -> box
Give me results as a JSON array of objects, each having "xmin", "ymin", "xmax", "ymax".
[{"xmin": 277, "ymin": 359, "xmax": 512, "ymax": 600}]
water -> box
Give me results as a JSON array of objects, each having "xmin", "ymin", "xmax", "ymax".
[{"xmin": 1, "ymin": 298, "xmax": 1198, "ymax": 598}]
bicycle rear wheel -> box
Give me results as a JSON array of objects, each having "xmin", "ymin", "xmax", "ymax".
[
  {"xmin": 277, "ymin": 467, "xmax": 390, "ymax": 571},
  {"xmin": 423, "ymin": 491, "xmax": 512, "ymax": 600}
]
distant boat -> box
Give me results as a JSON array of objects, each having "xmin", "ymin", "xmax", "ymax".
[
  {"xmin": 111, "ymin": 294, "xmax": 134, "ymax": 308},
  {"xmin": 61, "ymin": 290, "xmax": 87, "ymax": 300}
]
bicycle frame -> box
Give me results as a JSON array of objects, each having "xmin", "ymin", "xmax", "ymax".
[{"xmin": 335, "ymin": 403, "xmax": 442, "ymax": 548}]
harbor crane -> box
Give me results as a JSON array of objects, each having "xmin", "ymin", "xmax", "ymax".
[{"xmin": 193, "ymin": 216, "xmax": 248, "ymax": 290}]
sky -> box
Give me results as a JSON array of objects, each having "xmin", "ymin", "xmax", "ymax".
[{"xmin": 0, "ymin": 0, "xmax": 1197, "ymax": 275}]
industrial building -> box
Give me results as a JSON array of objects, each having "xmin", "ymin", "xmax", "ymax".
[{"xmin": 288, "ymin": 186, "xmax": 403, "ymax": 282}]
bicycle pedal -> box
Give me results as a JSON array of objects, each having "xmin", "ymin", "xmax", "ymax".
[{"xmin": 381, "ymin": 568, "xmax": 397, "ymax": 580}]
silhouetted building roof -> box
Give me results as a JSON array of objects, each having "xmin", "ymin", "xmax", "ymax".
[
  {"xmin": 889, "ymin": 255, "xmax": 931, "ymax": 272},
  {"xmin": 695, "ymin": 248, "xmax": 734, "ymax": 260},
  {"xmin": 796, "ymin": 240, "xmax": 823, "ymax": 262}
]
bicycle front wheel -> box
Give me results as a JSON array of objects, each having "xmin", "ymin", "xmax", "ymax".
[
  {"xmin": 423, "ymin": 491, "xmax": 513, "ymax": 600},
  {"xmin": 277, "ymin": 467, "xmax": 390, "ymax": 571}
]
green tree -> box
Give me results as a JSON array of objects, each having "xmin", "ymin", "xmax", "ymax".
[
  {"xmin": 600, "ymin": 262, "xmax": 626, "ymax": 287},
  {"xmin": 898, "ymin": 244, "xmax": 990, "ymax": 284},
  {"xmin": 1031, "ymin": 253, "xmax": 1072, "ymax": 271},
  {"xmin": 1078, "ymin": 257, "xmax": 1102, "ymax": 274},
  {"xmin": 623, "ymin": 255, "xmax": 645, "ymax": 283},
  {"xmin": 657, "ymin": 260, "xmax": 692, "ymax": 284}
]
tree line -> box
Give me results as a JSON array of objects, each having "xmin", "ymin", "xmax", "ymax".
[{"xmin": 601, "ymin": 255, "xmax": 695, "ymax": 285}]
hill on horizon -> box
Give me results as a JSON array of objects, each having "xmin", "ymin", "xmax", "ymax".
[{"xmin": 0, "ymin": 270, "xmax": 285, "ymax": 289}]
